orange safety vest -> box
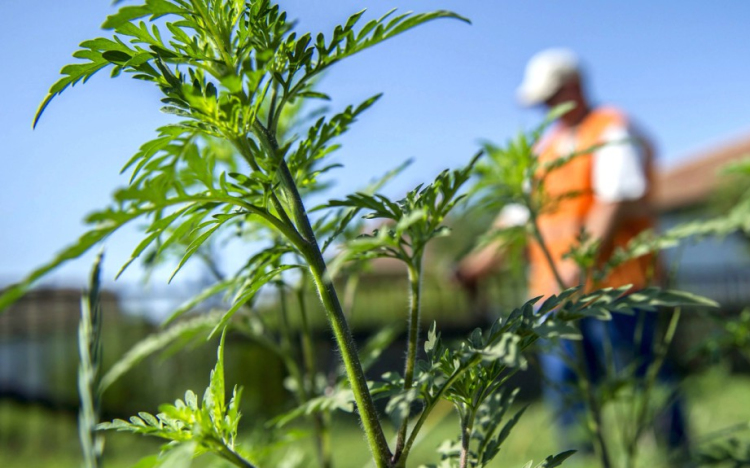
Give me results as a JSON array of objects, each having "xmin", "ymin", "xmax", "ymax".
[{"xmin": 527, "ymin": 106, "xmax": 656, "ymax": 299}]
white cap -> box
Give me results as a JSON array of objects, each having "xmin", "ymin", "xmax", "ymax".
[{"xmin": 517, "ymin": 48, "xmax": 581, "ymax": 106}]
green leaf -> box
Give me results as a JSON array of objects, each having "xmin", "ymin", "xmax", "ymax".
[
  {"xmin": 159, "ymin": 441, "xmax": 196, "ymax": 468},
  {"xmin": 168, "ymin": 221, "xmax": 223, "ymax": 283},
  {"xmin": 209, "ymin": 265, "xmax": 297, "ymax": 338},
  {"xmin": 207, "ymin": 328, "xmax": 228, "ymax": 416},
  {"xmin": 78, "ymin": 251, "xmax": 105, "ymax": 468},
  {"xmin": 102, "ymin": 6, "xmax": 152, "ymax": 30},
  {"xmin": 297, "ymin": 91, "xmax": 330, "ymax": 101},
  {"xmin": 0, "ymin": 224, "xmax": 121, "ymax": 311},
  {"xmin": 534, "ymin": 450, "xmax": 577, "ymax": 468},
  {"xmin": 99, "ymin": 312, "xmax": 221, "ymax": 392},
  {"xmin": 34, "ymin": 37, "xmax": 136, "ymax": 127},
  {"xmin": 131, "ymin": 455, "xmax": 160, "ymax": 468},
  {"xmin": 162, "ymin": 279, "xmax": 234, "ymax": 326}
]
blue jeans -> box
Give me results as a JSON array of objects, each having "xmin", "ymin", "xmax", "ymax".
[{"xmin": 539, "ymin": 311, "xmax": 689, "ymax": 450}]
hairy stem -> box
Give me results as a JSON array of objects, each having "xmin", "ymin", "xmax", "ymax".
[
  {"xmin": 394, "ymin": 260, "xmax": 423, "ymax": 460},
  {"xmin": 297, "ymin": 276, "xmax": 333, "ymax": 468},
  {"xmin": 459, "ymin": 407, "xmax": 475, "ymax": 468},
  {"xmin": 254, "ymin": 128, "xmax": 389, "ymax": 465},
  {"xmin": 247, "ymin": 116, "xmax": 391, "ymax": 467},
  {"xmin": 306, "ymin": 252, "xmax": 392, "ymax": 466}
]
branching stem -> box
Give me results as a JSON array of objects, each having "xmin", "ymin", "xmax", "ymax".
[{"xmin": 248, "ymin": 119, "xmax": 391, "ymax": 467}]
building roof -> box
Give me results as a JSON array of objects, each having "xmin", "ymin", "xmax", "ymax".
[{"xmin": 653, "ymin": 132, "xmax": 750, "ymax": 212}]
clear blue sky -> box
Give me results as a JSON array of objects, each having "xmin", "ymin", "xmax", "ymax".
[{"xmin": 2, "ymin": 1, "xmax": 750, "ymax": 289}]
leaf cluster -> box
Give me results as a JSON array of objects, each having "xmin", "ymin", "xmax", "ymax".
[
  {"xmin": 327, "ymin": 152, "xmax": 482, "ymax": 274},
  {"xmin": 411, "ymin": 293, "xmax": 582, "ymax": 467},
  {"xmin": 696, "ymin": 437, "xmax": 750, "ymax": 467},
  {"xmin": 99, "ymin": 331, "xmax": 253, "ymax": 467},
  {"xmin": 2, "ymin": 0, "xmax": 467, "ymax": 312}
]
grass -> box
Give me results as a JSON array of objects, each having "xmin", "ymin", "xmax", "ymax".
[{"xmin": 1, "ymin": 365, "xmax": 749, "ymax": 467}]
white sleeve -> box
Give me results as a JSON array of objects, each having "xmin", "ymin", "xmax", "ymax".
[
  {"xmin": 592, "ymin": 125, "xmax": 647, "ymax": 202},
  {"xmin": 496, "ymin": 203, "xmax": 530, "ymax": 227}
]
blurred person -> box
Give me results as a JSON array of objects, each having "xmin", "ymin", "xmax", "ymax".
[{"xmin": 456, "ymin": 48, "xmax": 688, "ymax": 453}]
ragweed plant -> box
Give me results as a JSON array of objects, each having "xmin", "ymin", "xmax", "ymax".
[
  {"xmin": 470, "ymin": 112, "xmax": 727, "ymax": 468},
  {"xmin": 1, "ymin": 1, "xmax": 472, "ymax": 466},
  {"xmin": 78, "ymin": 252, "xmax": 105, "ymax": 468},
  {"xmin": 3, "ymin": 2, "xmax": 730, "ymax": 468}
]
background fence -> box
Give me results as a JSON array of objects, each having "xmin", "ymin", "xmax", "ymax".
[{"xmin": 1, "ymin": 265, "xmax": 748, "ymax": 461}]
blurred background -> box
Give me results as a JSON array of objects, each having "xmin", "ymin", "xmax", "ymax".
[{"xmin": 1, "ymin": 1, "xmax": 750, "ymax": 466}]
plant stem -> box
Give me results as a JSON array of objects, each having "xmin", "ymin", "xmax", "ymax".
[
  {"xmin": 459, "ymin": 407, "xmax": 475, "ymax": 468},
  {"xmin": 576, "ymin": 346, "xmax": 612, "ymax": 468},
  {"xmin": 394, "ymin": 260, "xmax": 423, "ymax": 460},
  {"xmin": 306, "ymin": 251, "xmax": 392, "ymax": 466},
  {"xmin": 528, "ymin": 209, "xmax": 612, "ymax": 468},
  {"xmin": 626, "ymin": 307, "xmax": 682, "ymax": 468},
  {"xmin": 398, "ymin": 356, "xmax": 481, "ymax": 465},
  {"xmin": 297, "ymin": 275, "xmax": 333, "ymax": 468},
  {"xmin": 403, "ymin": 261, "xmax": 423, "ymax": 389},
  {"xmin": 220, "ymin": 444, "xmax": 259, "ymax": 468},
  {"xmin": 528, "ymin": 207, "xmax": 566, "ymax": 291},
  {"xmin": 249, "ymin": 120, "xmax": 391, "ymax": 467}
]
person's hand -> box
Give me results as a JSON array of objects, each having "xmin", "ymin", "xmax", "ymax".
[
  {"xmin": 455, "ymin": 244, "xmax": 500, "ymax": 285},
  {"xmin": 453, "ymin": 249, "xmax": 494, "ymax": 289},
  {"xmin": 452, "ymin": 261, "xmax": 479, "ymax": 291},
  {"xmin": 558, "ymin": 261, "xmax": 582, "ymax": 289}
]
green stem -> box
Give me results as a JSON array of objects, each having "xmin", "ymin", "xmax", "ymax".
[
  {"xmin": 575, "ymin": 342, "xmax": 612, "ymax": 468},
  {"xmin": 307, "ymin": 252, "xmax": 392, "ymax": 467},
  {"xmin": 297, "ymin": 275, "xmax": 333, "ymax": 468},
  {"xmin": 627, "ymin": 308, "xmax": 682, "ymax": 467},
  {"xmin": 398, "ymin": 356, "xmax": 481, "ymax": 465},
  {"xmin": 220, "ymin": 444, "xmax": 259, "ymax": 468},
  {"xmin": 528, "ymin": 207, "xmax": 566, "ymax": 292},
  {"xmin": 403, "ymin": 261, "xmax": 423, "ymax": 389},
  {"xmin": 393, "ymin": 260, "xmax": 423, "ymax": 459},
  {"xmin": 528, "ymin": 208, "xmax": 611, "ymax": 468},
  {"xmin": 247, "ymin": 120, "xmax": 391, "ymax": 467},
  {"xmin": 459, "ymin": 407, "xmax": 475, "ymax": 468}
]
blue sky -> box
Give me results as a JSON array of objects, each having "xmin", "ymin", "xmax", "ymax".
[{"xmin": 2, "ymin": 1, "xmax": 750, "ymax": 290}]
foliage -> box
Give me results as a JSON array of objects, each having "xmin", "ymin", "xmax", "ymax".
[
  {"xmin": 469, "ymin": 109, "xmax": 729, "ymax": 468},
  {"xmin": 696, "ymin": 437, "xmax": 750, "ymax": 468},
  {"xmin": 78, "ymin": 252, "xmax": 105, "ymax": 468},
  {"xmin": 99, "ymin": 331, "xmax": 253, "ymax": 467},
  {"xmin": 5, "ymin": 1, "xmax": 745, "ymax": 468}
]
